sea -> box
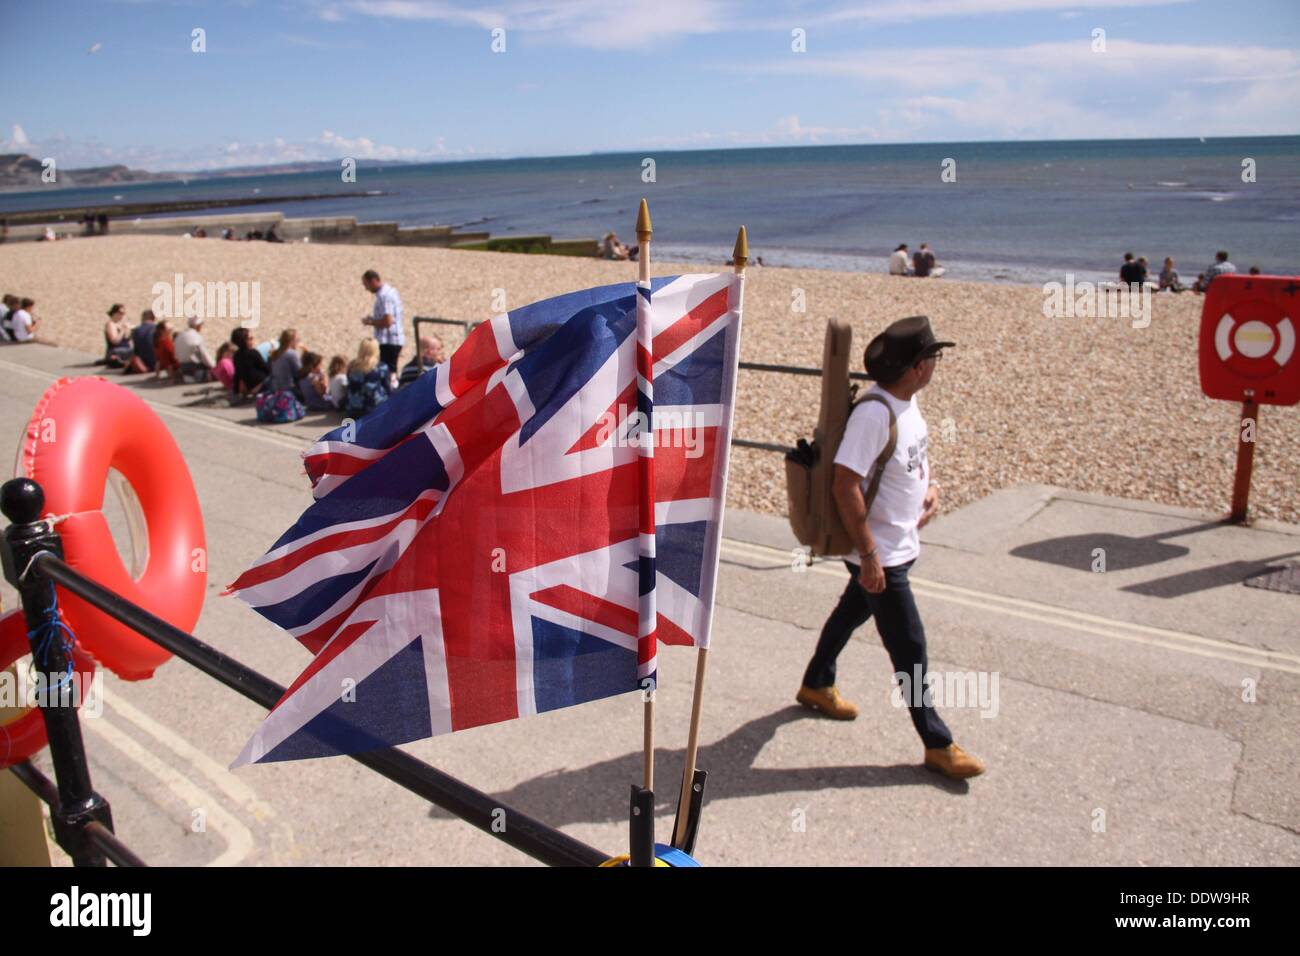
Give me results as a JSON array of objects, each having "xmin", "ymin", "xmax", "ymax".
[{"xmin": 4, "ymin": 136, "xmax": 1298, "ymax": 285}]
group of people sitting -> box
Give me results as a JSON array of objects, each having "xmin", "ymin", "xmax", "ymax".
[
  {"xmin": 1120, "ymin": 250, "xmax": 1256, "ymax": 293},
  {"xmin": 98, "ymin": 301, "xmax": 446, "ymax": 424},
  {"xmin": 0, "ymin": 294, "xmax": 39, "ymax": 341},
  {"xmin": 888, "ymin": 243, "xmax": 944, "ymax": 278},
  {"xmin": 600, "ymin": 231, "xmax": 639, "ymax": 261},
  {"xmin": 188, "ymin": 225, "xmax": 284, "ymax": 242}
]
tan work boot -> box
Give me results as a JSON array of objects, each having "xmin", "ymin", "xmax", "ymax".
[
  {"xmin": 796, "ymin": 684, "xmax": 859, "ymax": 720},
  {"xmin": 924, "ymin": 743, "xmax": 985, "ymax": 779}
]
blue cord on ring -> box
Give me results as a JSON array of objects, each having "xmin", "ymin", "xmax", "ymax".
[{"xmin": 28, "ymin": 582, "xmax": 77, "ymax": 693}]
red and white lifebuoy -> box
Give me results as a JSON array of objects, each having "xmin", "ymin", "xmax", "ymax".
[
  {"xmin": 1213, "ymin": 309, "xmax": 1296, "ymax": 378},
  {"xmin": 0, "ymin": 608, "xmax": 98, "ymax": 770},
  {"xmin": 17, "ymin": 377, "xmax": 207, "ymax": 680}
]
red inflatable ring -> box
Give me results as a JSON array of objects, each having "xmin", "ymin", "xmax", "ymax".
[
  {"xmin": 0, "ymin": 608, "xmax": 98, "ymax": 770},
  {"xmin": 18, "ymin": 377, "xmax": 207, "ymax": 680}
]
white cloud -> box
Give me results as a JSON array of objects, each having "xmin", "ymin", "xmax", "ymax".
[
  {"xmin": 0, "ymin": 127, "xmax": 486, "ymax": 172},
  {"xmin": 820, "ymin": 0, "xmax": 1191, "ymax": 24},
  {"xmin": 10, "ymin": 124, "xmax": 29, "ymax": 146},
  {"xmin": 326, "ymin": 0, "xmax": 739, "ymax": 50},
  {"xmin": 735, "ymin": 40, "xmax": 1300, "ymax": 140}
]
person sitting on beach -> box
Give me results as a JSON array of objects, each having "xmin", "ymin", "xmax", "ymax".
[
  {"xmin": 1, "ymin": 294, "xmax": 18, "ymax": 342},
  {"xmin": 97, "ymin": 213, "xmax": 109, "ymax": 235},
  {"xmin": 1201, "ymin": 250, "xmax": 1236, "ymax": 291},
  {"xmin": 213, "ymin": 342, "xmax": 237, "ymax": 392},
  {"xmin": 268, "ymin": 328, "xmax": 304, "ymax": 394},
  {"xmin": 297, "ymin": 351, "xmax": 335, "ymax": 411},
  {"xmin": 600, "ymin": 232, "xmax": 630, "ymax": 261},
  {"xmin": 266, "ymin": 226, "xmax": 283, "ymax": 243},
  {"xmin": 326, "ymin": 355, "xmax": 349, "ymax": 409},
  {"xmin": 174, "ymin": 314, "xmax": 217, "ymax": 381},
  {"xmin": 912, "ymin": 243, "xmax": 942, "ymax": 278},
  {"xmin": 104, "ymin": 304, "xmax": 134, "ymax": 367},
  {"xmin": 1249, "ymin": 265, "xmax": 1262, "ymax": 275},
  {"xmin": 888, "ymin": 244, "xmax": 912, "ymax": 276},
  {"xmin": 1119, "ymin": 252, "xmax": 1141, "ymax": 284},
  {"xmin": 222, "ymin": 228, "xmax": 235, "ymax": 241},
  {"xmin": 193, "ymin": 226, "xmax": 208, "ymax": 239},
  {"xmin": 344, "ymin": 338, "xmax": 393, "ymax": 418},
  {"xmin": 126, "ymin": 310, "xmax": 158, "ymax": 373},
  {"xmin": 1158, "ymin": 257, "xmax": 1185, "ymax": 293},
  {"xmin": 1135, "ymin": 256, "xmax": 1152, "ymax": 286},
  {"xmin": 40, "ymin": 227, "xmax": 58, "ymax": 242},
  {"xmin": 10, "ymin": 298, "xmax": 38, "ymax": 342},
  {"xmin": 398, "ymin": 335, "xmax": 446, "ymax": 389},
  {"xmin": 153, "ymin": 321, "xmax": 181, "ymax": 382},
  {"xmin": 232, "ymin": 327, "xmax": 271, "ymax": 396}
]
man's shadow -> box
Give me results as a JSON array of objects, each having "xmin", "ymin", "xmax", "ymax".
[{"xmin": 427, "ymin": 705, "xmax": 968, "ymax": 829}]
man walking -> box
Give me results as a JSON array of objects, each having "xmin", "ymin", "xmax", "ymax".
[
  {"xmin": 361, "ymin": 269, "xmax": 405, "ymax": 372},
  {"xmin": 796, "ymin": 315, "xmax": 985, "ymax": 780}
]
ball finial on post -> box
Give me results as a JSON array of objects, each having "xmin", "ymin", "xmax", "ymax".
[{"xmin": 0, "ymin": 478, "xmax": 44, "ymax": 526}]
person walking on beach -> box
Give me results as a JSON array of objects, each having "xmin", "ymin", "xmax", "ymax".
[
  {"xmin": 795, "ymin": 315, "xmax": 985, "ymax": 780},
  {"xmin": 888, "ymin": 244, "xmax": 912, "ymax": 276},
  {"xmin": 361, "ymin": 269, "xmax": 404, "ymax": 372}
]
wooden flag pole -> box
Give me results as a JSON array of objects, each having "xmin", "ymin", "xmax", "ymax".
[
  {"xmin": 636, "ymin": 198, "xmax": 655, "ymax": 794},
  {"xmin": 671, "ymin": 224, "xmax": 747, "ymax": 849}
]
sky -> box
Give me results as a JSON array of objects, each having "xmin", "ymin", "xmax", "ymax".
[{"xmin": 2, "ymin": 0, "xmax": 1298, "ymax": 171}]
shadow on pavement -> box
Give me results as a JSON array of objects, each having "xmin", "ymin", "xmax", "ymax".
[
  {"xmin": 429, "ymin": 705, "xmax": 966, "ymax": 829},
  {"xmin": 1009, "ymin": 521, "xmax": 1224, "ymax": 573},
  {"xmin": 1122, "ymin": 552, "xmax": 1300, "ymax": 598}
]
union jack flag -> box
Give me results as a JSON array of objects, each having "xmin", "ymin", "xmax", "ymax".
[{"xmin": 228, "ymin": 273, "xmax": 743, "ymax": 765}]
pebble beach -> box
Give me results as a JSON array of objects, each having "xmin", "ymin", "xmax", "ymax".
[{"xmin": 2, "ymin": 234, "xmax": 1296, "ymax": 523}]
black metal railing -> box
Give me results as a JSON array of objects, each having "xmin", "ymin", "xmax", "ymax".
[{"xmin": 0, "ymin": 476, "xmax": 611, "ymax": 867}]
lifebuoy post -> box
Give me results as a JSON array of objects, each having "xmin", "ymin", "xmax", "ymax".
[{"xmin": 1197, "ymin": 275, "xmax": 1300, "ymax": 523}]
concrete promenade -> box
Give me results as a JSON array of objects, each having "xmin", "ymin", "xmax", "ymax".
[{"xmin": 2, "ymin": 342, "xmax": 1296, "ymax": 866}]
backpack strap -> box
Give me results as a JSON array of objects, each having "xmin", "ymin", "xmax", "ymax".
[{"xmin": 852, "ymin": 394, "xmax": 898, "ymax": 512}]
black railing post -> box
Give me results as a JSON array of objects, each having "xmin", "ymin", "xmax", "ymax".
[{"xmin": 1, "ymin": 477, "xmax": 114, "ymax": 866}]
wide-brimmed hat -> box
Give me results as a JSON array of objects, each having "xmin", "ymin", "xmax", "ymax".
[{"xmin": 864, "ymin": 315, "xmax": 954, "ymax": 382}]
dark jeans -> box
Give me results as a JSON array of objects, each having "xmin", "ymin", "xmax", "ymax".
[
  {"xmin": 803, "ymin": 560, "xmax": 953, "ymax": 750},
  {"xmin": 379, "ymin": 343, "xmax": 402, "ymax": 372}
]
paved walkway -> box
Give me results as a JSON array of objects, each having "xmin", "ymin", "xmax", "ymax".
[{"xmin": 2, "ymin": 342, "xmax": 1297, "ymax": 866}]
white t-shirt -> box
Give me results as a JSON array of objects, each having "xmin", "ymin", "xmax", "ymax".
[
  {"xmin": 372, "ymin": 284, "xmax": 405, "ymax": 346},
  {"xmin": 11, "ymin": 309, "xmax": 35, "ymax": 342},
  {"xmin": 174, "ymin": 328, "xmax": 215, "ymax": 367},
  {"xmin": 329, "ymin": 373, "xmax": 348, "ymax": 408},
  {"xmin": 888, "ymin": 250, "xmax": 911, "ymax": 275},
  {"xmin": 833, "ymin": 385, "xmax": 930, "ymax": 567}
]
